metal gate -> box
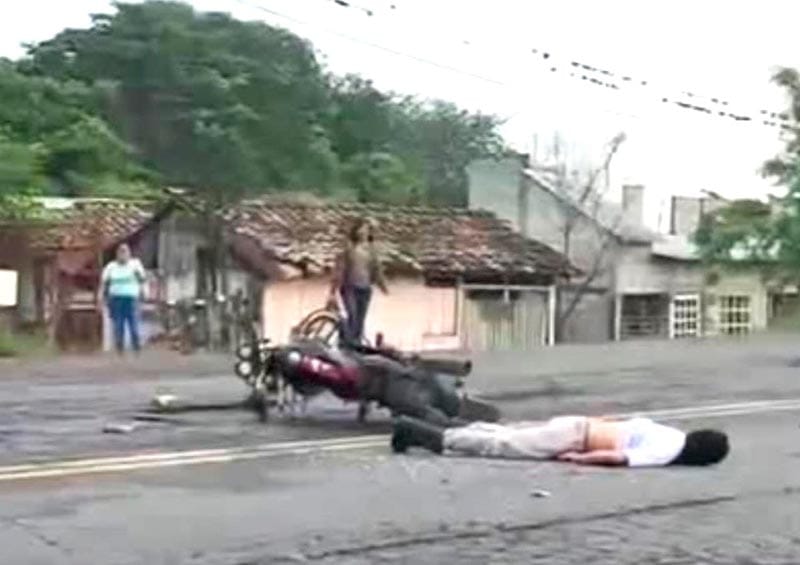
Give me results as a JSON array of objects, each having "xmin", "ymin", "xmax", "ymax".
[{"xmin": 461, "ymin": 287, "xmax": 550, "ymax": 351}]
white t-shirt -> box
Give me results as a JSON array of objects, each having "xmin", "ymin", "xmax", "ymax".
[
  {"xmin": 101, "ymin": 259, "xmax": 145, "ymax": 298},
  {"xmin": 618, "ymin": 417, "xmax": 686, "ymax": 467}
]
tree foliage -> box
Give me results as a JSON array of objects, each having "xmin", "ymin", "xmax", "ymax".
[
  {"xmin": 0, "ymin": 135, "xmax": 44, "ymax": 219},
  {"xmin": 693, "ymin": 67, "xmax": 800, "ymax": 274},
  {"xmin": 694, "ymin": 199, "xmax": 779, "ymax": 262},
  {"xmin": 1, "ymin": 1, "xmax": 504, "ymax": 207},
  {"xmin": 326, "ymin": 75, "xmax": 503, "ymax": 205},
  {"xmin": 0, "ymin": 59, "xmax": 145, "ymax": 199}
]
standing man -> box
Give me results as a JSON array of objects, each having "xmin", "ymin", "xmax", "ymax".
[
  {"xmin": 101, "ymin": 243, "xmax": 146, "ymax": 354},
  {"xmin": 327, "ymin": 217, "xmax": 389, "ymax": 346}
]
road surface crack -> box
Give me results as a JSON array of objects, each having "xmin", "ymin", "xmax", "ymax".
[
  {"xmin": 1, "ymin": 516, "xmax": 72, "ymax": 556},
  {"xmin": 299, "ymin": 494, "xmax": 737, "ymax": 561}
]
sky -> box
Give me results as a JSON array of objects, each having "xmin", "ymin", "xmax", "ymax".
[{"xmin": 2, "ymin": 0, "xmax": 798, "ymax": 231}]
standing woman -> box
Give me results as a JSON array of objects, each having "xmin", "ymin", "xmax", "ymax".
[
  {"xmin": 327, "ymin": 218, "xmax": 389, "ymax": 346},
  {"xmin": 101, "ymin": 243, "xmax": 146, "ymax": 353}
]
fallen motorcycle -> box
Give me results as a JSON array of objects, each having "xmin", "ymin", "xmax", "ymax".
[{"xmin": 233, "ymin": 336, "xmax": 501, "ymax": 426}]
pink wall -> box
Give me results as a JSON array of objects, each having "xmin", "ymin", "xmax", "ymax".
[{"xmin": 261, "ymin": 276, "xmax": 462, "ymax": 351}]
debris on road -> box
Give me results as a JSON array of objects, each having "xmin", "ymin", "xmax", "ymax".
[
  {"xmin": 530, "ymin": 489, "xmax": 552, "ymax": 498},
  {"xmin": 150, "ymin": 394, "xmax": 180, "ymax": 411},
  {"xmin": 102, "ymin": 422, "xmax": 138, "ymax": 434},
  {"xmin": 132, "ymin": 413, "xmax": 183, "ymax": 425},
  {"xmin": 148, "ymin": 394, "xmax": 252, "ymax": 415},
  {"xmin": 278, "ymin": 552, "xmax": 309, "ymax": 563}
]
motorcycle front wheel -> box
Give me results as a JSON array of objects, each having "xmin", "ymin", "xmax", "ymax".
[{"xmin": 252, "ymin": 380, "xmax": 269, "ymax": 422}]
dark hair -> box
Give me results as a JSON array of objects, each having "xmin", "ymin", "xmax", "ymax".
[
  {"xmin": 670, "ymin": 429, "xmax": 729, "ymax": 466},
  {"xmin": 347, "ymin": 218, "xmax": 374, "ymax": 244}
]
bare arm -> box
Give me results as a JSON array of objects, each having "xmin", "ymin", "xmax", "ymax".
[
  {"xmin": 374, "ymin": 263, "xmax": 388, "ymax": 294},
  {"xmin": 370, "ymin": 246, "xmax": 389, "ymax": 294},
  {"xmin": 557, "ymin": 450, "xmax": 628, "ymax": 466},
  {"xmin": 133, "ymin": 259, "xmax": 146, "ymax": 283}
]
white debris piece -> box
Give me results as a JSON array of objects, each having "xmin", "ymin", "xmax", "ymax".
[
  {"xmin": 103, "ymin": 423, "xmax": 138, "ymax": 434},
  {"xmin": 151, "ymin": 394, "xmax": 179, "ymax": 411}
]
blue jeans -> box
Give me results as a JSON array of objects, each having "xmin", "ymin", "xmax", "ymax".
[
  {"xmin": 108, "ymin": 296, "xmax": 140, "ymax": 352},
  {"xmin": 340, "ymin": 286, "xmax": 372, "ymax": 345}
]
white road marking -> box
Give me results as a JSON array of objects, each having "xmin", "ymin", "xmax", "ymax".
[
  {"xmin": 0, "ymin": 435, "xmax": 386, "ymax": 474},
  {"xmin": 655, "ymin": 402, "xmax": 800, "ymax": 421},
  {"xmin": 620, "ymin": 398, "xmax": 800, "ymax": 419},
  {"xmin": 0, "ymin": 440, "xmax": 386, "ymax": 482},
  {"xmin": 0, "ymin": 397, "xmax": 798, "ymax": 483}
]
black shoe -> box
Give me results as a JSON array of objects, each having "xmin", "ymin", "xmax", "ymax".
[{"xmin": 391, "ymin": 416, "xmax": 445, "ymax": 454}]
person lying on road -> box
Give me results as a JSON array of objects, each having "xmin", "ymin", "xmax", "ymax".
[{"xmin": 390, "ymin": 414, "xmax": 729, "ymax": 467}]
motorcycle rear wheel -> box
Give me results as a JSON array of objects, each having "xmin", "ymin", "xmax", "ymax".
[{"xmin": 293, "ymin": 309, "xmax": 341, "ymax": 346}]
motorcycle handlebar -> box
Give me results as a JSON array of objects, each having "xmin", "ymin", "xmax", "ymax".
[{"xmin": 413, "ymin": 357, "xmax": 472, "ymax": 377}]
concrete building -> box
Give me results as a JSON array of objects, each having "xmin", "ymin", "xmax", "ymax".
[
  {"xmin": 468, "ymin": 157, "xmax": 783, "ymax": 343},
  {"xmin": 468, "ymin": 156, "xmax": 657, "ymax": 342}
]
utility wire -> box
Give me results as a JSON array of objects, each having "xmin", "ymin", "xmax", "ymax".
[
  {"xmin": 231, "ymin": 0, "xmax": 673, "ymax": 125},
  {"xmin": 232, "ymin": 0, "xmax": 507, "ymax": 86},
  {"xmin": 316, "ymin": 0, "xmax": 794, "ymax": 130}
]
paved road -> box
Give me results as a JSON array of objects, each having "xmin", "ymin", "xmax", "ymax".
[
  {"xmin": 3, "ymin": 335, "xmax": 800, "ymax": 462},
  {"xmin": 1, "ymin": 336, "xmax": 800, "ymax": 563}
]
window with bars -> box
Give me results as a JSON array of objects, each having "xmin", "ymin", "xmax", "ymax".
[
  {"xmin": 671, "ymin": 295, "xmax": 700, "ymax": 338},
  {"xmin": 718, "ymin": 295, "xmax": 752, "ymax": 335}
]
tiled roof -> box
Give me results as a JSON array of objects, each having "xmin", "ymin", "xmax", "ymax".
[
  {"xmin": 25, "ymin": 199, "xmax": 158, "ymax": 251},
  {"xmin": 226, "ymin": 199, "xmax": 575, "ymax": 282}
]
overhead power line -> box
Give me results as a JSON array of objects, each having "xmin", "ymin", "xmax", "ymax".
[
  {"xmin": 233, "ymin": 0, "xmax": 791, "ymax": 132},
  {"xmin": 232, "ymin": 0, "xmax": 507, "ymax": 86},
  {"xmin": 316, "ymin": 0, "xmax": 794, "ymax": 131},
  {"xmin": 234, "ymin": 0, "xmax": 651, "ymax": 126}
]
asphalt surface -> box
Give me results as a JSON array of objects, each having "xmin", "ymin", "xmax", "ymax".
[{"xmin": 2, "ymin": 336, "xmax": 800, "ymax": 563}]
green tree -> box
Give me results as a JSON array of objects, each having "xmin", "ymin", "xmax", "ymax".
[
  {"xmin": 341, "ymin": 152, "xmax": 422, "ymax": 204},
  {"xmin": 326, "ymin": 75, "xmax": 504, "ymax": 206},
  {"xmin": 26, "ymin": 1, "xmax": 336, "ymax": 200},
  {"xmin": 694, "ymin": 199, "xmax": 779, "ymax": 263},
  {"xmin": 17, "ymin": 1, "xmax": 505, "ymax": 206},
  {"xmin": 693, "ymin": 67, "xmax": 800, "ymax": 275},
  {"xmin": 408, "ymin": 100, "xmax": 505, "ymax": 206},
  {"xmin": 0, "ymin": 136, "xmax": 45, "ymax": 219},
  {"xmin": 0, "ymin": 60, "xmax": 144, "ymax": 197}
]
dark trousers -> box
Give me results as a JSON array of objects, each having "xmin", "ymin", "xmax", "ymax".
[
  {"xmin": 108, "ymin": 296, "xmax": 141, "ymax": 352},
  {"xmin": 340, "ymin": 286, "xmax": 372, "ymax": 345}
]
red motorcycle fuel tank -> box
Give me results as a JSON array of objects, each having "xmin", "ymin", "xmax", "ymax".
[{"xmin": 291, "ymin": 352, "xmax": 362, "ymax": 400}]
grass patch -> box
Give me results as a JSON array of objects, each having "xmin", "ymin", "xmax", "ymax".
[{"xmin": 0, "ymin": 329, "xmax": 52, "ymax": 358}]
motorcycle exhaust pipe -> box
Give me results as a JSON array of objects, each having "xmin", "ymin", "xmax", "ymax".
[{"xmin": 415, "ymin": 357, "xmax": 472, "ymax": 377}]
